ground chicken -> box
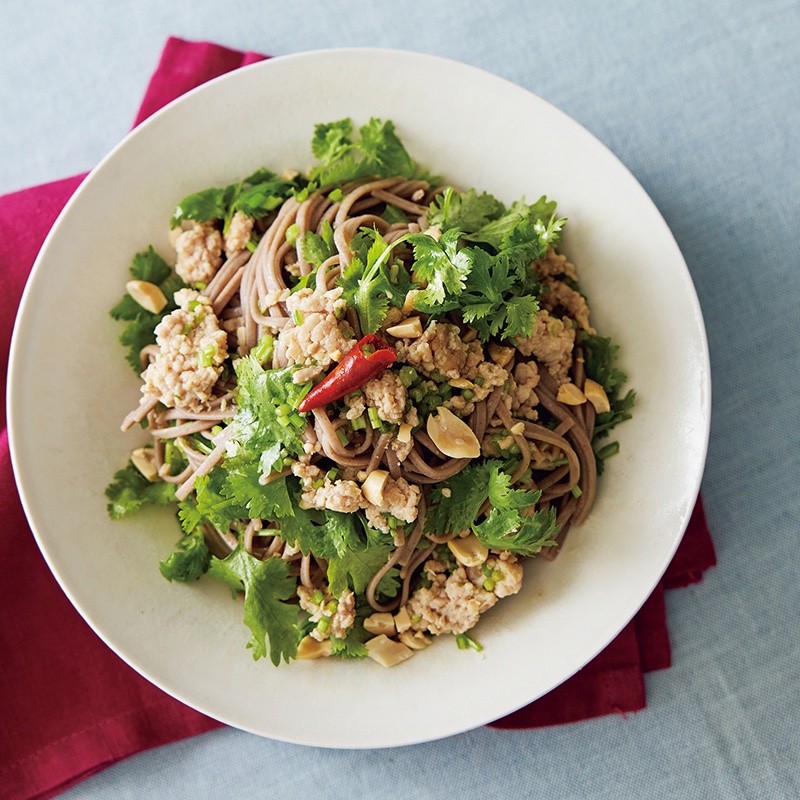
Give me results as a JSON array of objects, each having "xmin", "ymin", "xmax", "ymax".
[
  {"xmin": 396, "ymin": 321, "xmax": 476, "ymax": 380},
  {"xmin": 389, "ymin": 407, "xmax": 418, "ymax": 462},
  {"xmin": 407, "ymin": 563, "xmax": 497, "ymax": 636},
  {"xmin": 532, "ymin": 247, "xmax": 578, "ymax": 281},
  {"xmin": 467, "ymin": 360, "xmax": 509, "ymax": 400},
  {"xmin": 445, "ymin": 394, "xmax": 475, "ymax": 417},
  {"xmin": 364, "ymin": 371, "xmax": 407, "ymax": 424},
  {"xmin": 514, "ymin": 309, "xmax": 576, "ymax": 385},
  {"xmin": 341, "ymin": 392, "xmax": 366, "ymax": 421},
  {"xmin": 407, "ymin": 552, "xmax": 524, "ymax": 636},
  {"xmin": 510, "ymin": 360, "xmax": 540, "ymax": 420},
  {"xmin": 224, "ymin": 211, "xmax": 254, "ymax": 254},
  {"xmin": 364, "ymin": 475, "xmax": 421, "ymax": 533},
  {"xmin": 297, "ymin": 586, "xmax": 356, "ymax": 642},
  {"xmin": 292, "ymin": 462, "xmax": 364, "ymax": 513},
  {"xmin": 541, "ymin": 278, "xmax": 595, "ymax": 333},
  {"xmin": 279, "ymin": 287, "xmax": 354, "ymax": 382},
  {"xmin": 142, "ymin": 289, "xmax": 228, "ymax": 412},
  {"xmin": 174, "ymin": 222, "xmax": 224, "ymax": 284},
  {"xmin": 466, "ymin": 555, "xmax": 524, "ymax": 598}
]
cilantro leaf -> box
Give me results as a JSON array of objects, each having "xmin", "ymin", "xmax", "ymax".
[
  {"xmin": 502, "ymin": 295, "xmax": 540, "ymax": 339},
  {"xmin": 330, "ymin": 625, "xmax": 370, "ymax": 659},
  {"xmin": 309, "ymin": 117, "xmax": 416, "ymax": 186},
  {"xmin": 229, "ymin": 358, "xmax": 312, "ymax": 469},
  {"xmin": 337, "ymin": 229, "xmax": 407, "ymax": 334},
  {"xmin": 105, "ymin": 462, "xmax": 177, "ymax": 519},
  {"xmin": 427, "ymin": 186, "xmax": 505, "ymax": 234},
  {"xmin": 232, "ymin": 178, "xmax": 293, "ymax": 220},
  {"xmin": 425, "ymin": 460, "xmax": 502, "ymax": 537},
  {"xmin": 208, "ymin": 547, "xmax": 299, "ymax": 665},
  {"xmin": 357, "ymin": 118, "xmax": 416, "ymax": 179},
  {"xmin": 579, "ymin": 332, "xmax": 636, "ymax": 471},
  {"xmin": 408, "ymin": 228, "xmax": 473, "ymax": 307},
  {"xmin": 159, "ymin": 528, "xmax": 211, "ymax": 582},
  {"xmin": 487, "ymin": 468, "xmax": 539, "ymax": 510},
  {"xmin": 473, "ymin": 506, "xmax": 560, "ymax": 557},
  {"xmin": 311, "ymin": 119, "xmax": 353, "ymax": 162},
  {"xmin": 193, "ymin": 469, "xmax": 249, "ymax": 530},
  {"xmin": 300, "ymin": 219, "xmax": 336, "ymax": 267},
  {"xmin": 170, "ymin": 187, "xmax": 230, "ymax": 229},
  {"xmin": 327, "ymin": 542, "xmax": 394, "ymax": 596},
  {"xmin": 425, "ymin": 461, "xmax": 559, "ymax": 555},
  {"xmin": 170, "ymin": 171, "xmax": 296, "ymax": 230},
  {"xmin": 465, "ymin": 196, "xmax": 560, "ymax": 250},
  {"xmin": 409, "ymin": 206, "xmax": 556, "ymax": 342},
  {"xmin": 223, "ymin": 466, "xmax": 294, "ymax": 521}
]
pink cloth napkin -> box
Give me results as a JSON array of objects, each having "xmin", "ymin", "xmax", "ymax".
[{"xmin": 0, "ymin": 37, "xmax": 716, "ymax": 800}]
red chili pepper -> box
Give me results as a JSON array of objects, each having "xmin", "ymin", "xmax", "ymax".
[{"xmin": 297, "ymin": 334, "xmax": 397, "ymax": 412}]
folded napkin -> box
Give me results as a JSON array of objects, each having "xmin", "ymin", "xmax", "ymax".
[{"xmin": 0, "ymin": 37, "xmax": 716, "ymax": 800}]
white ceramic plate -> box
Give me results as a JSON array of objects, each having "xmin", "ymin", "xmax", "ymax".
[{"xmin": 8, "ymin": 49, "xmax": 710, "ymax": 748}]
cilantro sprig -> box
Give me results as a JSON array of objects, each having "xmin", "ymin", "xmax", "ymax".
[
  {"xmin": 426, "ymin": 461, "xmax": 559, "ymax": 556},
  {"xmin": 170, "ymin": 168, "xmax": 298, "ymax": 232},
  {"xmin": 209, "ymin": 545, "xmax": 300, "ymax": 666},
  {"xmin": 337, "ymin": 228, "xmax": 412, "ymax": 334},
  {"xmin": 105, "ymin": 460, "xmax": 177, "ymax": 519},
  {"xmin": 580, "ymin": 332, "xmax": 637, "ymax": 472},
  {"xmin": 309, "ymin": 118, "xmax": 416, "ymax": 186}
]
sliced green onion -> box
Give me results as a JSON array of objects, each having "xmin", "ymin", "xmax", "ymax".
[
  {"xmin": 312, "ymin": 590, "xmax": 324, "ymax": 605},
  {"xmin": 326, "ymin": 468, "xmax": 339, "ymax": 481},
  {"xmin": 328, "ymin": 188, "xmax": 343, "ymax": 203},
  {"xmin": 197, "ymin": 344, "xmax": 217, "ymax": 368},
  {"xmin": 571, "ymin": 484, "xmax": 583, "ymax": 498},
  {"xmin": 285, "ymin": 223, "xmax": 300, "ymax": 246},
  {"xmin": 252, "ymin": 333, "xmax": 274, "ymax": 364},
  {"xmin": 292, "ymin": 310, "xmax": 303, "ymax": 326},
  {"xmin": 455, "ymin": 633, "xmax": 483, "ymax": 652},
  {"xmin": 367, "ymin": 407, "xmax": 382, "ymax": 428},
  {"xmin": 316, "ymin": 616, "xmax": 330, "ymax": 633},
  {"xmin": 336, "ymin": 427, "xmax": 350, "ymax": 447},
  {"xmin": 326, "ymin": 600, "xmax": 338, "ymax": 614},
  {"xmin": 290, "ymin": 414, "xmax": 306, "ymax": 429},
  {"xmin": 596, "ymin": 441, "xmax": 620, "ymax": 461},
  {"xmin": 473, "ymin": 376, "xmax": 485, "ymax": 386},
  {"xmin": 482, "ymin": 579, "xmax": 495, "ymax": 592},
  {"xmin": 398, "ymin": 366, "xmax": 418, "ymax": 387},
  {"xmin": 350, "ymin": 414, "xmax": 367, "ymax": 431},
  {"xmin": 461, "ymin": 389, "xmax": 474, "ymax": 401}
]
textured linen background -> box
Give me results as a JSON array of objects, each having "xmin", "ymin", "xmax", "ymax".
[{"xmin": 2, "ymin": 1, "xmax": 798, "ymax": 799}]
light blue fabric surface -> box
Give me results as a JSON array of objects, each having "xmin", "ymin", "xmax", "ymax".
[{"xmin": 3, "ymin": 1, "xmax": 799, "ymax": 797}]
